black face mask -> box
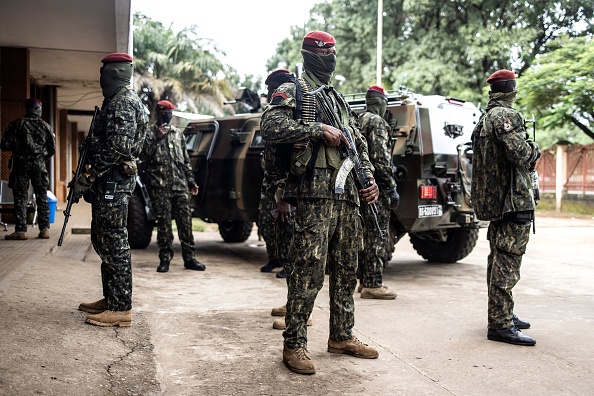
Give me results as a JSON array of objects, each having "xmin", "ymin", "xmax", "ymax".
[
  {"xmin": 100, "ymin": 62, "xmax": 133, "ymax": 97},
  {"xmin": 157, "ymin": 112, "xmax": 173, "ymax": 125},
  {"xmin": 301, "ymin": 49, "xmax": 336, "ymax": 84},
  {"xmin": 27, "ymin": 105, "xmax": 42, "ymax": 117}
]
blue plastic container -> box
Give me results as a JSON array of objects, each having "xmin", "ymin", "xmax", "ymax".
[{"xmin": 47, "ymin": 191, "xmax": 58, "ymax": 223}]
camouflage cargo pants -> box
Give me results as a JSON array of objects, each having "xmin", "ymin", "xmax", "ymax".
[
  {"xmin": 91, "ymin": 192, "xmax": 132, "ymax": 311},
  {"xmin": 283, "ymin": 198, "xmax": 362, "ymax": 349},
  {"xmin": 11, "ymin": 159, "xmax": 50, "ymax": 232},
  {"xmin": 486, "ymin": 219, "xmax": 531, "ymax": 329},
  {"xmin": 358, "ymin": 192, "xmax": 390, "ymax": 288},
  {"xmin": 275, "ymin": 213, "xmax": 293, "ymax": 271},
  {"xmin": 257, "ymin": 177, "xmax": 279, "ymax": 263},
  {"xmin": 152, "ymin": 189, "xmax": 195, "ymax": 263}
]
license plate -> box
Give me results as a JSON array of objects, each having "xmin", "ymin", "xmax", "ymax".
[{"xmin": 418, "ymin": 205, "xmax": 443, "ymax": 218}]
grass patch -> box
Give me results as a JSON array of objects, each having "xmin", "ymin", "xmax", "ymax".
[
  {"xmin": 536, "ymin": 198, "xmax": 594, "ymax": 218},
  {"xmin": 170, "ymin": 218, "xmax": 212, "ymax": 232}
]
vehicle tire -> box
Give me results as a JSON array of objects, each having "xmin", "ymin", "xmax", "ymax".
[
  {"xmin": 127, "ymin": 192, "xmax": 154, "ymax": 249},
  {"xmin": 410, "ymin": 227, "xmax": 479, "ymax": 263},
  {"xmin": 218, "ymin": 221, "xmax": 253, "ymax": 243}
]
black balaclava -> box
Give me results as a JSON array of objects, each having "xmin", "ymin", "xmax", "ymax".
[
  {"xmin": 301, "ymin": 49, "xmax": 336, "ymax": 84},
  {"xmin": 157, "ymin": 111, "xmax": 173, "ymax": 125},
  {"xmin": 26, "ymin": 103, "xmax": 42, "ymax": 118},
  {"xmin": 100, "ymin": 62, "xmax": 133, "ymax": 98}
]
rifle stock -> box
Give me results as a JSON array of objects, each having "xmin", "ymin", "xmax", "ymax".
[{"xmin": 57, "ymin": 106, "xmax": 99, "ymax": 246}]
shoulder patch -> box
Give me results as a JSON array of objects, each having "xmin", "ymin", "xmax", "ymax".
[
  {"xmin": 272, "ymin": 92, "xmax": 288, "ymax": 100},
  {"xmin": 270, "ymin": 92, "xmax": 287, "ymax": 105}
]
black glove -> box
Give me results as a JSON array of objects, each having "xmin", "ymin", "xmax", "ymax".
[
  {"xmin": 386, "ymin": 187, "xmax": 400, "ymax": 209},
  {"xmin": 74, "ymin": 173, "xmax": 93, "ymax": 197}
]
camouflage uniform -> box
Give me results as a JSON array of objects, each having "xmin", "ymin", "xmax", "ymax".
[
  {"xmin": 259, "ymin": 141, "xmax": 294, "ymax": 271},
  {"xmin": 258, "ymin": 170, "xmax": 280, "ymax": 266},
  {"xmin": 87, "ymin": 88, "xmax": 148, "ymax": 311},
  {"xmin": 261, "ymin": 71, "xmax": 374, "ymax": 349},
  {"xmin": 139, "ymin": 124, "xmax": 197, "ymax": 263},
  {"xmin": 471, "ymin": 90, "xmax": 540, "ymax": 330},
  {"xmin": 358, "ymin": 111, "xmax": 397, "ymax": 288},
  {"xmin": 1, "ymin": 113, "xmax": 55, "ymax": 232}
]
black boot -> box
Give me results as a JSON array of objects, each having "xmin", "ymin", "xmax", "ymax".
[
  {"xmin": 260, "ymin": 259, "xmax": 282, "ymax": 273},
  {"xmin": 276, "ymin": 269, "xmax": 287, "ymax": 278},
  {"xmin": 184, "ymin": 259, "xmax": 206, "ymax": 271},
  {"xmin": 487, "ymin": 326, "xmax": 536, "ymax": 346},
  {"xmin": 157, "ymin": 261, "xmax": 170, "ymax": 273},
  {"xmin": 512, "ymin": 314, "xmax": 531, "ymax": 329}
]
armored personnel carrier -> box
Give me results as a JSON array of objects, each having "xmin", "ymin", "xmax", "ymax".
[{"xmin": 127, "ymin": 87, "xmax": 485, "ymax": 264}]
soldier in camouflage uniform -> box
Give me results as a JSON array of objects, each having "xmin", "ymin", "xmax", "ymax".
[
  {"xmin": 76, "ymin": 53, "xmax": 148, "ymax": 327},
  {"xmin": 357, "ymin": 86, "xmax": 399, "ymax": 300},
  {"xmin": 139, "ymin": 100, "xmax": 205, "ymax": 273},
  {"xmin": 471, "ymin": 69, "xmax": 540, "ymax": 346},
  {"xmin": 261, "ymin": 31, "xmax": 380, "ymax": 375},
  {"xmin": 259, "ymin": 69, "xmax": 312, "ymax": 330},
  {"xmin": 259, "ymin": 68, "xmax": 293, "ymax": 278},
  {"xmin": 1, "ymin": 98, "xmax": 55, "ymax": 240}
]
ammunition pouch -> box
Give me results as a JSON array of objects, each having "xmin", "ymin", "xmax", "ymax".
[{"xmin": 290, "ymin": 141, "xmax": 314, "ymax": 177}]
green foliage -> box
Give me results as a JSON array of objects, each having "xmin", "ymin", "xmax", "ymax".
[
  {"xmin": 133, "ymin": 13, "xmax": 238, "ymax": 117},
  {"xmin": 266, "ymin": 0, "xmax": 593, "ymax": 106},
  {"xmin": 518, "ymin": 35, "xmax": 594, "ymax": 145}
]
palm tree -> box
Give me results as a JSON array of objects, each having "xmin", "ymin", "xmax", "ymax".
[{"xmin": 133, "ymin": 13, "xmax": 238, "ymax": 118}]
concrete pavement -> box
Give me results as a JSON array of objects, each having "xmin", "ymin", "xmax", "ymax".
[{"xmin": 0, "ymin": 203, "xmax": 593, "ymax": 395}]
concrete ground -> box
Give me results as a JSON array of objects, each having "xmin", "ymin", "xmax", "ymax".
[{"xmin": 0, "ymin": 201, "xmax": 593, "ymax": 396}]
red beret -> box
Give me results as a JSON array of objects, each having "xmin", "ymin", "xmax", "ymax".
[
  {"xmin": 25, "ymin": 98, "xmax": 42, "ymax": 107},
  {"xmin": 265, "ymin": 68, "xmax": 291, "ymax": 86},
  {"xmin": 156, "ymin": 100, "xmax": 174, "ymax": 111},
  {"xmin": 486, "ymin": 69, "xmax": 516, "ymax": 84},
  {"xmin": 302, "ymin": 31, "xmax": 336, "ymax": 48},
  {"xmin": 367, "ymin": 85, "xmax": 387, "ymax": 96},
  {"xmin": 101, "ymin": 52, "xmax": 133, "ymax": 64}
]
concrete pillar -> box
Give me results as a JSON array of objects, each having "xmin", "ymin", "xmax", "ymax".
[
  {"xmin": 555, "ymin": 143, "xmax": 569, "ymax": 212},
  {"xmin": 0, "ymin": 47, "xmax": 29, "ymax": 180}
]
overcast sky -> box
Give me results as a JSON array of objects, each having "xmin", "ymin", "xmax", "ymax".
[{"xmin": 133, "ymin": 0, "xmax": 320, "ymax": 79}]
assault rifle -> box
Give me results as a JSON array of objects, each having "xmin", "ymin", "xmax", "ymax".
[
  {"xmin": 58, "ymin": 106, "xmax": 99, "ymax": 246},
  {"xmin": 314, "ymin": 89, "xmax": 384, "ymax": 237},
  {"xmin": 524, "ymin": 114, "xmax": 539, "ymax": 234}
]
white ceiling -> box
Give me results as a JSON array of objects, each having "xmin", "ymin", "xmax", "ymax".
[{"xmin": 0, "ymin": 0, "xmax": 132, "ymax": 129}]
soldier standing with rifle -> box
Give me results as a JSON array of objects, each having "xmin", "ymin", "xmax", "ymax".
[
  {"xmin": 75, "ymin": 52, "xmax": 148, "ymax": 327},
  {"xmin": 139, "ymin": 100, "xmax": 205, "ymax": 273},
  {"xmin": 471, "ymin": 69, "xmax": 540, "ymax": 346},
  {"xmin": 261, "ymin": 30, "xmax": 380, "ymax": 375},
  {"xmin": 357, "ymin": 85, "xmax": 399, "ymax": 300},
  {"xmin": 1, "ymin": 98, "xmax": 55, "ymax": 240}
]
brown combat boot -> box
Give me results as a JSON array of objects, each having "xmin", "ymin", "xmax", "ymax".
[
  {"xmin": 5, "ymin": 231, "xmax": 28, "ymax": 240},
  {"xmin": 38, "ymin": 228, "xmax": 50, "ymax": 239},
  {"xmin": 78, "ymin": 298, "xmax": 108, "ymax": 314},
  {"xmin": 271, "ymin": 304, "xmax": 286, "ymax": 317},
  {"xmin": 272, "ymin": 316, "xmax": 313, "ymax": 330},
  {"xmin": 361, "ymin": 286, "xmax": 397, "ymax": 300},
  {"xmin": 283, "ymin": 346, "xmax": 316, "ymax": 375},
  {"xmin": 85, "ymin": 310, "xmax": 131, "ymax": 327},
  {"xmin": 327, "ymin": 336, "xmax": 379, "ymax": 359}
]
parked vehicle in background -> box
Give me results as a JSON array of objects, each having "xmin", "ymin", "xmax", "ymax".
[{"xmin": 127, "ymin": 87, "xmax": 486, "ymax": 264}]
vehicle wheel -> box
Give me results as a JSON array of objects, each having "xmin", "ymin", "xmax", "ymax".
[
  {"xmin": 127, "ymin": 192, "xmax": 154, "ymax": 249},
  {"xmin": 410, "ymin": 227, "xmax": 479, "ymax": 263},
  {"xmin": 218, "ymin": 221, "xmax": 253, "ymax": 242}
]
